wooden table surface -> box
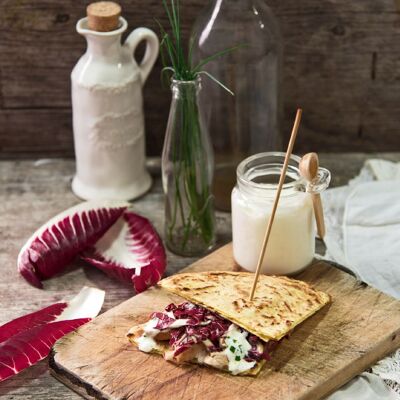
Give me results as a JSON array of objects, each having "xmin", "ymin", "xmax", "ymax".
[{"xmin": 0, "ymin": 153, "xmax": 399, "ymax": 399}]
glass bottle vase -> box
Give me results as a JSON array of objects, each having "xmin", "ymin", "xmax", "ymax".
[
  {"xmin": 162, "ymin": 78, "xmax": 216, "ymax": 257},
  {"xmin": 191, "ymin": 0, "xmax": 283, "ymax": 211}
]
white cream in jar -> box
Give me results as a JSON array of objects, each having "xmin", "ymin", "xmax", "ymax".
[{"xmin": 232, "ymin": 152, "xmax": 330, "ymax": 275}]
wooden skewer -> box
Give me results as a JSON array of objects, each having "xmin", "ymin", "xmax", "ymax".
[{"xmin": 249, "ymin": 109, "xmax": 303, "ymax": 301}]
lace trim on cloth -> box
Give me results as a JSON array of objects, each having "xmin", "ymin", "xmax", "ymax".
[{"xmin": 371, "ymin": 349, "xmax": 400, "ymax": 399}]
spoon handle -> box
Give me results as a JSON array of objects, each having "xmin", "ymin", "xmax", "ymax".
[{"xmin": 312, "ymin": 193, "xmax": 326, "ymax": 239}]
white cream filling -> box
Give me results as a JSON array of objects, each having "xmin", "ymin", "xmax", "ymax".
[
  {"xmin": 223, "ymin": 324, "xmax": 256, "ymax": 375},
  {"xmin": 137, "ymin": 315, "xmax": 258, "ymax": 375},
  {"xmin": 137, "ymin": 318, "xmax": 159, "ymax": 352},
  {"xmin": 137, "ymin": 316, "xmax": 190, "ymax": 353},
  {"xmin": 137, "ymin": 334, "xmax": 158, "ymax": 352}
]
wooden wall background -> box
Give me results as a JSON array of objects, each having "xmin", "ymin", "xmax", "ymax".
[{"xmin": 0, "ymin": 0, "xmax": 399, "ymax": 159}]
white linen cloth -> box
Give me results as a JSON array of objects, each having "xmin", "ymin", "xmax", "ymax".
[{"xmin": 323, "ymin": 159, "xmax": 400, "ymax": 399}]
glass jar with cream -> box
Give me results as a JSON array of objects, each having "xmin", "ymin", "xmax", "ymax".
[{"xmin": 232, "ymin": 152, "xmax": 331, "ymax": 275}]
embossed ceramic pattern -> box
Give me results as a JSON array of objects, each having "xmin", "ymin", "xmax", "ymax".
[{"xmin": 71, "ymin": 17, "xmax": 159, "ymax": 201}]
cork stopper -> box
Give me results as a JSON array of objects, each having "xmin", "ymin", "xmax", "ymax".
[{"xmin": 86, "ymin": 2, "xmax": 122, "ymax": 32}]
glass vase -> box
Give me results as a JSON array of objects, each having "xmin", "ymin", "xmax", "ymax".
[
  {"xmin": 162, "ymin": 78, "xmax": 216, "ymax": 256},
  {"xmin": 191, "ymin": 0, "xmax": 283, "ymax": 211}
]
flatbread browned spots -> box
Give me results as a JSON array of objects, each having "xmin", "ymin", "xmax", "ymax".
[{"xmin": 159, "ymin": 271, "xmax": 330, "ymax": 342}]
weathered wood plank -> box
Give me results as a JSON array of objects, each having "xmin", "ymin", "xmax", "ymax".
[
  {"xmin": 1, "ymin": 51, "xmax": 373, "ymax": 108},
  {"xmin": 0, "ymin": 0, "xmax": 198, "ymax": 67},
  {"xmin": 1, "ymin": 78, "xmax": 399, "ymax": 158},
  {"xmin": 0, "ymin": 1, "xmax": 398, "ymax": 67},
  {"xmin": 0, "ymin": 109, "xmax": 73, "ymax": 156},
  {"xmin": 1, "ymin": 67, "xmax": 72, "ymax": 109}
]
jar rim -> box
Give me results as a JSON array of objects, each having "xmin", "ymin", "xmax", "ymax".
[
  {"xmin": 237, "ymin": 152, "xmax": 303, "ymax": 196},
  {"xmin": 236, "ymin": 152, "xmax": 331, "ymax": 198}
]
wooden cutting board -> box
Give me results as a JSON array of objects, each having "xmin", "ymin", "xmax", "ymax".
[{"xmin": 50, "ymin": 244, "xmax": 400, "ymax": 400}]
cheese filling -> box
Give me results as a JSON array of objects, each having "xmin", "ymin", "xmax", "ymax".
[
  {"xmin": 223, "ymin": 324, "xmax": 256, "ymax": 375},
  {"xmin": 137, "ymin": 318, "xmax": 159, "ymax": 352}
]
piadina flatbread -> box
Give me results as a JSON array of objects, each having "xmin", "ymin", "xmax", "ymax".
[
  {"xmin": 128, "ymin": 271, "xmax": 330, "ymax": 376},
  {"xmin": 159, "ymin": 271, "xmax": 331, "ymax": 342}
]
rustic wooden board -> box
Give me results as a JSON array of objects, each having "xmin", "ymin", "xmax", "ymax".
[
  {"xmin": 50, "ymin": 244, "xmax": 400, "ymax": 400},
  {"xmin": 1, "ymin": 0, "xmax": 400, "ymax": 158}
]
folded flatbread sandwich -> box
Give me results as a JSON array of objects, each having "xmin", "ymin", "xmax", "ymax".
[{"xmin": 128, "ymin": 271, "xmax": 330, "ymax": 376}]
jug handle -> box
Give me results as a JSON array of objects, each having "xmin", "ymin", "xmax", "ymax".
[{"xmin": 125, "ymin": 28, "xmax": 159, "ymax": 85}]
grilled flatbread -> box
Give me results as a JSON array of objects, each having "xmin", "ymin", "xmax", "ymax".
[{"xmin": 159, "ymin": 271, "xmax": 330, "ymax": 342}]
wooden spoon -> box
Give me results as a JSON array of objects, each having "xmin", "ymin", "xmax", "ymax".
[{"xmin": 299, "ymin": 153, "xmax": 326, "ymax": 239}]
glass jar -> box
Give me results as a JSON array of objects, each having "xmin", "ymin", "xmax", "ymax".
[
  {"xmin": 232, "ymin": 152, "xmax": 331, "ymax": 275},
  {"xmin": 191, "ymin": 0, "xmax": 283, "ymax": 211},
  {"xmin": 162, "ymin": 78, "xmax": 216, "ymax": 257}
]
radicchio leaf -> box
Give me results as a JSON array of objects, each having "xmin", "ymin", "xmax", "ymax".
[
  {"xmin": 55, "ymin": 286, "xmax": 105, "ymax": 321},
  {"xmin": 82, "ymin": 211, "xmax": 166, "ymax": 293},
  {"xmin": 0, "ymin": 303, "xmax": 67, "ymax": 344},
  {"xmin": 0, "ymin": 319, "xmax": 89, "ymax": 382},
  {"xmin": 153, "ymin": 303, "xmax": 230, "ymax": 356},
  {"xmin": 0, "ymin": 287, "xmax": 104, "ymax": 382},
  {"xmin": 18, "ymin": 201, "xmax": 128, "ymax": 288}
]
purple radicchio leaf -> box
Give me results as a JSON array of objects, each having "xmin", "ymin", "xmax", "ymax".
[
  {"xmin": 17, "ymin": 201, "xmax": 128, "ymax": 288},
  {"xmin": 0, "ymin": 318, "xmax": 89, "ymax": 382},
  {"xmin": 0, "ymin": 303, "xmax": 67, "ymax": 344},
  {"xmin": 153, "ymin": 302, "xmax": 230, "ymax": 357},
  {"xmin": 0, "ymin": 287, "xmax": 104, "ymax": 382},
  {"xmin": 82, "ymin": 211, "xmax": 166, "ymax": 293}
]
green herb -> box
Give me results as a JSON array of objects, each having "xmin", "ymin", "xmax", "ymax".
[
  {"xmin": 235, "ymin": 356, "xmax": 241, "ymax": 361},
  {"xmin": 230, "ymin": 346, "xmax": 236, "ymax": 353},
  {"xmin": 159, "ymin": 0, "xmax": 240, "ymax": 253},
  {"xmin": 233, "ymin": 339, "xmax": 237, "ymax": 343},
  {"xmin": 158, "ymin": 0, "xmax": 238, "ymax": 88}
]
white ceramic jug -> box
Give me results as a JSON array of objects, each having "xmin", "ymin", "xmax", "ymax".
[{"xmin": 71, "ymin": 17, "xmax": 159, "ymax": 201}]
